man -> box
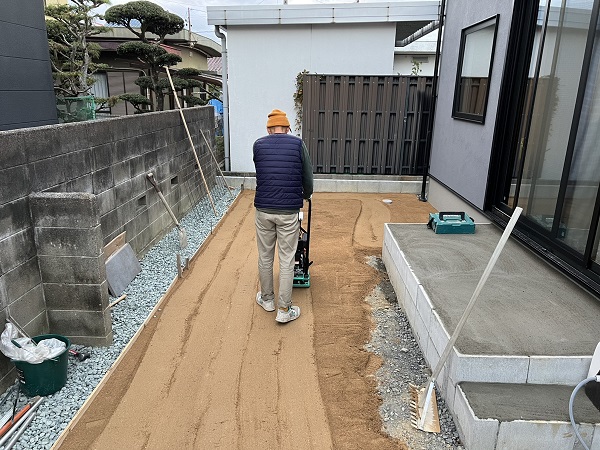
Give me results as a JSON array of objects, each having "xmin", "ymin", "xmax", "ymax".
[{"xmin": 253, "ymin": 109, "xmax": 313, "ymax": 323}]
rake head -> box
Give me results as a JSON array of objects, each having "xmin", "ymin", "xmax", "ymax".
[{"xmin": 409, "ymin": 382, "xmax": 441, "ymax": 433}]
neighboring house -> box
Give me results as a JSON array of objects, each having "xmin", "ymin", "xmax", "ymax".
[
  {"xmin": 394, "ymin": 34, "xmax": 438, "ymax": 76},
  {"xmin": 207, "ymin": 1, "xmax": 439, "ymax": 173},
  {"xmin": 89, "ymin": 28, "xmax": 222, "ymax": 116},
  {"xmin": 0, "ymin": 0, "xmax": 57, "ymax": 131}
]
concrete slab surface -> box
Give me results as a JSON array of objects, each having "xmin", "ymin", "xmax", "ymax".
[
  {"xmin": 461, "ymin": 382, "xmax": 600, "ymax": 424},
  {"xmin": 387, "ymin": 223, "xmax": 600, "ymax": 357}
]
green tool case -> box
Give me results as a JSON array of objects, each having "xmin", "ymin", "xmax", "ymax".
[{"xmin": 427, "ymin": 211, "xmax": 475, "ymax": 234}]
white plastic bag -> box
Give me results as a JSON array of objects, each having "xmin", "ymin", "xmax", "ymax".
[{"xmin": 0, "ymin": 323, "xmax": 65, "ymax": 364}]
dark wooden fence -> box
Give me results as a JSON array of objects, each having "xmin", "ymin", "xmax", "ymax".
[{"xmin": 302, "ymin": 75, "xmax": 433, "ymax": 175}]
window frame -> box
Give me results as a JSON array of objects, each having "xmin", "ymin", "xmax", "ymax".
[{"xmin": 452, "ymin": 15, "xmax": 500, "ymax": 124}]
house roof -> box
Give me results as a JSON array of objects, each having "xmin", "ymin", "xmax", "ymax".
[
  {"xmin": 206, "ymin": 2, "xmax": 440, "ymax": 43},
  {"xmin": 92, "ymin": 27, "xmax": 222, "ymax": 58}
]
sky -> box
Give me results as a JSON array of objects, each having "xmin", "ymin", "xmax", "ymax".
[{"xmin": 96, "ymin": 0, "xmax": 431, "ymax": 43}]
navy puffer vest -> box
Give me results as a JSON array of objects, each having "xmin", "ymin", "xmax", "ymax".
[{"xmin": 253, "ymin": 134, "xmax": 304, "ymax": 210}]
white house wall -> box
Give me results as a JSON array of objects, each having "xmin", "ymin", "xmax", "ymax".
[
  {"xmin": 227, "ymin": 23, "xmax": 395, "ymax": 173},
  {"xmin": 429, "ymin": 0, "xmax": 514, "ymax": 209}
]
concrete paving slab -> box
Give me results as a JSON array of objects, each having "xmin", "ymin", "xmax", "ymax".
[{"xmin": 105, "ymin": 243, "xmax": 141, "ymax": 296}]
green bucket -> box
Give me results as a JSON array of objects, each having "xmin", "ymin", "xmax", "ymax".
[{"xmin": 12, "ymin": 334, "xmax": 70, "ymax": 397}]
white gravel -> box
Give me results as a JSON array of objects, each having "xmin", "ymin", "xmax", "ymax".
[
  {"xmin": 365, "ymin": 256, "xmax": 465, "ymax": 449},
  {"xmin": 0, "ymin": 185, "xmax": 239, "ymax": 450}
]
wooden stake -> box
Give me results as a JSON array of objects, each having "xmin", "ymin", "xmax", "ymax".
[
  {"xmin": 165, "ymin": 66, "xmax": 217, "ymax": 216},
  {"xmin": 109, "ymin": 294, "xmax": 127, "ymax": 308}
]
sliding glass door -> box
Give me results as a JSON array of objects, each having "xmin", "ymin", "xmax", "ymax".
[{"xmin": 499, "ymin": 0, "xmax": 600, "ymax": 273}]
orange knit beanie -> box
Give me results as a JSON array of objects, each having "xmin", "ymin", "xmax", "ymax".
[{"xmin": 266, "ymin": 109, "xmax": 290, "ymax": 128}]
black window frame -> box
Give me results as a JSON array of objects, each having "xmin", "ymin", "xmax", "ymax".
[{"xmin": 452, "ymin": 15, "xmax": 500, "ymax": 124}]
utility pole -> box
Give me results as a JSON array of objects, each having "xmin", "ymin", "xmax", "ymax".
[{"xmin": 188, "ymin": 8, "xmax": 192, "ymax": 47}]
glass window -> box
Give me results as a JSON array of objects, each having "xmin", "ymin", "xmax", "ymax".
[
  {"xmin": 519, "ymin": 0, "xmax": 592, "ymax": 243},
  {"xmin": 452, "ymin": 16, "xmax": 499, "ymax": 123}
]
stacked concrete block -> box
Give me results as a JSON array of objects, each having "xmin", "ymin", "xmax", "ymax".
[
  {"xmin": 29, "ymin": 192, "xmax": 112, "ymax": 346},
  {"xmin": 0, "ymin": 106, "xmax": 216, "ymax": 387}
]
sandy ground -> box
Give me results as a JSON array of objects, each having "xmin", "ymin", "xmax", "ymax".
[{"xmin": 56, "ymin": 191, "xmax": 435, "ymax": 450}]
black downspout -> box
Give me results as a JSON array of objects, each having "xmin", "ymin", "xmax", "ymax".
[{"xmin": 419, "ymin": 0, "xmax": 446, "ymax": 201}]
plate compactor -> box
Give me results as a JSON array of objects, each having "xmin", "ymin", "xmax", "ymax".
[{"xmin": 293, "ymin": 198, "xmax": 313, "ymax": 287}]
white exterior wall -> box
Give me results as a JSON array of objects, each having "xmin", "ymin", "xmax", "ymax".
[
  {"xmin": 393, "ymin": 53, "xmax": 435, "ymax": 75},
  {"xmin": 227, "ymin": 23, "xmax": 396, "ymax": 172}
]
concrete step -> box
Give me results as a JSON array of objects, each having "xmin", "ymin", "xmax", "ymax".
[
  {"xmin": 455, "ymin": 382, "xmax": 600, "ymax": 449},
  {"xmin": 382, "ymin": 223, "xmax": 600, "ymax": 449}
]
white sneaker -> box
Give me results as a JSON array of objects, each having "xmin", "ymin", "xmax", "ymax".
[
  {"xmin": 256, "ymin": 292, "xmax": 275, "ymax": 312},
  {"xmin": 275, "ymin": 305, "xmax": 300, "ymax": 323}
]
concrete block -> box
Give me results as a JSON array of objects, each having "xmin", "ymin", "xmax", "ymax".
[
  {"xmin": 415, "ymin": 287, "xmax": 433, "ymax": 353},
  {"xmin": 113, "ymin": 160, "xmax": 130, "ymax": 186},
  {"xmin": 65, "ymin": 174, "xmax": 93, "ymax": 193},
  {"xmin": 64, "ymin": 148, "xmax": 93, "ymax": 181},
  {"xmin": 497, "ymin": 420, "xmax": 576, "ymax": 450},
  {"xmin": 115, "ymin": 179, "xmax": 132, "ymax": 206},
  {"xmin": 92, "ymin": 143, "xmax": 115, "ymax": 171},
  {"xmin": 7, "ymin": 284, "xmax": 45, "ymax": 331},
  {"xmin": 129, "ymin": 155, "xmax": 145, "ymax": 178},
  {"xmin": 0, "ymin": 278, "xmax": 7, "ymax": 308},
  {"xmin": 144, "ymin": 150, "xmax": 158, "ymax": 172},
  {"xmin": 450, "ymin": 354, "xmax": 529, "ymax": 384},
  {"xmin": 92, "ymin": 166, "xmax": 114, "ymax": 194},
  {"xmin": 575, "ymin": 423, "xmax": 595, "ymax": 449},
  {"xmin": 131, "ymin": 173, "xmax": 147, "ymax": 197},
  {"xmin": 441, "ymin": 372, "xmax": 457, "ymax": 412},
  {"xmin": 22, "ymin": 127, "xmax": 60, "ymax": 163},
  {"xmin": 105, "ymin": 243, "xmax": 141, "ymax": 296},
  {"xmin": 2, "ymin": 257, "xmax": 42, "ymax": 301},
  {"xmin": 34, "ymin": 225, "xmax": 102, "ymax": 257},
  {"xmin": 403, "ymin": 282, "xmax": 417, "ymax": 324},
  {"xmin": 404, "ymin": 264, "xmax": 420, "ymax": 305},
  {"xmin": 32, "ymin": 155, "xmax": 67, "ymax": 191},
  {"xmin": 590, "ymin": 424, "xmax": 600, "ymax": 450},
  {"xmin": 0, "ymin": 198, "xmax": 31, "ymax": 241},
  {"xmin": 0, "ymin": 131, "xmax": 26, "ymax": 170},
  {"xmin": 453, "ymin": 384, "xmax": 499, "ymax": 450},
  {"xmin": 30, "ymin": 192, "xmax": 99, "ymax": 228},
  {"xmin": 116, "ymin": 202, "xmax": 135, "ymax": 231},
  {"xmin": 428, "ymin": 309, "xmax": 451, "ymax": 361},
  {"xmin": 100, "ymin": 209, "xmax": 119, "ymax": 239},
  {"xmin": 527, "ymin": 356, "xmax": 591, "ymax": 385},
  {"xmin": 21, "ymin": 310, "xmax": 49, "ymax": 339},
  {"xmin": 67, "ymin": 332, "xmax": 113, "ymax": 347},
  {"xmin": 44, "ymin": 281, "xmax": 109, "ymax": 311},
  {"xmin": 38, "ymin": 255, "xmax": 105, "ymax": 284},
  {"xmin": 47, "ymin": 309, "xmax": 111, "ymax": 338},
  {"xmin": 96, "ymin": 189, "xmax": 116, "ymax": 216},
  {"xmin": 0, "ymin": 165, "xmax": 29, "ymax": 204},
  {"xmin": 0, "ymin": 228, "xmax": 36, "ymax": 275}
]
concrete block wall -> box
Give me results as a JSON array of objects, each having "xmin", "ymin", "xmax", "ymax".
[
  {"xmin": 0, "ymin": 106, "xmax": 216, "ymax": 389},
  {"xmin": 30, "ymin": 193, "xmax": 112, "ymax": 347}
]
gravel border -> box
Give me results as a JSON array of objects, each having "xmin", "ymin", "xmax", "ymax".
[
  {"xmin": 365, "ymin": 256, "xmax": 465, "ymax": 449},
  {"xmin": 0, "ymin": 185, "xmax": 240, "ymax": 450}
]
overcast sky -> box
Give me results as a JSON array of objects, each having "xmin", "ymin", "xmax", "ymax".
[{"xmin": 97, "ymin": 0, "xmax": 432, "ymax": 42}]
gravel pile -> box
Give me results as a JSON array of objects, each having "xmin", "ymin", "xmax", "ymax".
[
  {"xmin": 365, "ymin": 256, "xmax": 465, "ymax": 449},
  {"xmin": 0, "ymin": 185, "xmax": 239, "ymax": 450}
]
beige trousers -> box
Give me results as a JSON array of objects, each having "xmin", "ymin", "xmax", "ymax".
[{"xmin": 255, "ymin": 210, "xmax": 300, "ymax": 309}]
